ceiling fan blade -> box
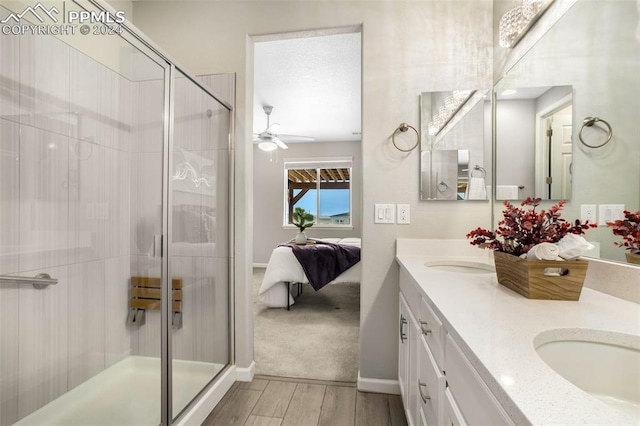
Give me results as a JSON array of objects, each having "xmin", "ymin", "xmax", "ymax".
[
  {"xmin": 277, "ymin": 134, "xmax": 315, "ymax": 142},
  {"xmin": 266, "ymin": 123, "xmax": 280, "ymax": 134},
  {"xmin": 273, "ymin": 137, "xmax": 288, "ymax": 150}
]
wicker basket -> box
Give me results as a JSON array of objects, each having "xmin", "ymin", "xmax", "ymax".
[{"xmin": 493, "ymin": 251, "xmax": 589, "ymax": 300}]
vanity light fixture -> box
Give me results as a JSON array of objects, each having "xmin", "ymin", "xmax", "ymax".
[
  {"xmin": 428, "ymin": 89, "xmax": 475, "ymax": 136},
  {"xmin": 499, "ymin": 0, "xmax": 554, "ymax": 48}
]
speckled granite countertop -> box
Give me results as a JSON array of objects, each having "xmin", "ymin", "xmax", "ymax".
[{"xmin": 396, "ymin": 240, "xmax": 639, "ymax": 425}]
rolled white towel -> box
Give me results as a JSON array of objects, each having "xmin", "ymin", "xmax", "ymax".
[
  {"xmin": 527, "ymin": 242, "xmax": 560, "ymax": 261},
  {"xmin": 557, "ymin": 234, "xmax": 594, "ymax": 260}
]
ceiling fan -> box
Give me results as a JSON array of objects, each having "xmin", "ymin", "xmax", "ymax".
[{"xmin": 253, "ymin": 105, "xmax": 314, "ymax": 151}]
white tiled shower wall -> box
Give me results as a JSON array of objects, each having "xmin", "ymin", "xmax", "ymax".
[
  {"xmin": 0, "ymin": 8, "xmax": 133, "ymax": 423},
  {"xmin": 0, "ymin": 6, "xmax": 232, "ymax": 423},
  {"xmin": 0, "ymin": 8, "xmax": 234, "ymax": 421}
]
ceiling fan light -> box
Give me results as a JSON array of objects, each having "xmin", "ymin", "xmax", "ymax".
[{"xmin": 258, "ymin": 141, "xmax": 278, "ymax": 152}]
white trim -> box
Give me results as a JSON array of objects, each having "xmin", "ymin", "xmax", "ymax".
[
  {"xmin": 357, "ymin": 371, "xmax": 400, "ymax": 395},
  {"xmin": 235, "ymin": 361, "xmax": 256, "ymax": 382},
  {"xmin": 284, "ymin": 157, "xmax": 353, "ymax": 169},
  {"xmin": 175, "ymin": 366, "xmax": 235, "ymax": 426},
  {"xmin": 253, "ymin": 263, "xmax": 268, "ymax": 268},
  {"xmin": 534, "ymin": 93, "xmax": 572, "ymax": 198},
  {"xmin": 282, "ymin": 225, "xmax": 354, "ymax": 231}
]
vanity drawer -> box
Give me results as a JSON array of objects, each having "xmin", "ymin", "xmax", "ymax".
[
  {"xmin": 418, "ymin": 339, "xmax": 444, "ymax": 426},
  {"xmin": 419, "ymin": 297, "xmax": 444, "ymax": 368},
  {"xmin": 445, "ymin": 334, "xmax": 513, "ymax": 425},
  {"xmin": 443, "ymin": 388, "xmax": 467, "ymax": 426}
]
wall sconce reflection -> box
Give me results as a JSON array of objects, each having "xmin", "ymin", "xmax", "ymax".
[
  {"xmin": 172, "ymin": 162, "xmax": 211, "ymax": 187},
  {"xmin": 499, "ymin": 0, "xmax": 554, "ymax": 48},
  {"xmin": 428, "ymin": 90, "xmax": 475, "ymax": 136}
]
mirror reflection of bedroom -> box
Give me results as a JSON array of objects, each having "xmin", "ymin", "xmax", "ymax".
[{"xmin": 251, "ymin": 28, "xmax": 363, "ymax": 383}]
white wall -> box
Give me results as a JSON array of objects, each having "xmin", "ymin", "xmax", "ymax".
[
  {"xmin": 132, "ymin": 0, "xmax": 494, "ymax": 383},
  {"xmin": 495, "ymin": 99, "xmax": 535, "ymax": 198},
  {"xmin": 253, "ymin": 141, "xmax": 362, "ymax": 264}
]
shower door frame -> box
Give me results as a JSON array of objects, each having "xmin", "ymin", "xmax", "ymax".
[{"xmin": 74, "ymin": 1, "xmax": 235, "ymax": 424}]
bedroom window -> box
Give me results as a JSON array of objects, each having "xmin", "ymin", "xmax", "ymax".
[{"xmin": 284, "ymin": 158, "xmax": 352, "ymax": 228}]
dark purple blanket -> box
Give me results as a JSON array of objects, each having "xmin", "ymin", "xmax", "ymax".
[{"xmin": 279, "ymin": 240, "xmax": 361, "ymax": 291}]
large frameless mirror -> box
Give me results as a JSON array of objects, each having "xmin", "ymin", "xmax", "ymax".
[
  {"xmin": 420, "ymin": 89, "xmax": 491, "ymax": 201},
  {"xmin": 492, "ymin": 0, "xmax": 639, "ymax": 264}
]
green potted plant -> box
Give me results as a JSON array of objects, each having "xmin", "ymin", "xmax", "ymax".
[
  {"xmin": 292, "ymin": 207, "xmax": 314, "ymax": 244},
  {"xmin": 606, "ymin": 210, "xmax": 640, "ymax": 265}
]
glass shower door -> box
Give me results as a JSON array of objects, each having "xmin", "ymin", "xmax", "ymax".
[
  {"xmin": 169, "ymin": 70, "xmax": 231, "ymax": 420},
  {"xmin": 0, "ymin": 3, "xmax": 170, "ymax": 423}
]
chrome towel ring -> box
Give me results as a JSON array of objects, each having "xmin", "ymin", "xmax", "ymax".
[
  {"xmin": 579, "ymin": 116, "xmax": 612, "ymax": 149},
  {"xmin": 470, "ymin": 165, "xmax": 486, "ymax": 178},
  {"xmin": 437, "ymin": 181, "xmax": 450, "ymax": 193},
  {"xmin": 392, "ymin": 122, "xmax": 420, "ymax": 152}
]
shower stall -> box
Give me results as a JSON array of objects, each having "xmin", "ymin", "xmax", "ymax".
[{"xmin": 0, "ymin": 1, "xmax": 233, "ymax": 424}]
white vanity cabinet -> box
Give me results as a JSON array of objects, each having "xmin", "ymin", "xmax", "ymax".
[
  {"xmin": 399, "ymin": 266, "xmax": 513, "ymax": 426},
  {"xmin": 399, "ymin": 269, "xmax": 446, "ymax": 426},
  {"xmin": 399, "ymin": 292, "xmax": 422, "ymax": 426}
]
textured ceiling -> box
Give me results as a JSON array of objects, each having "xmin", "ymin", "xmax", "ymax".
[{"xmin": 253, "ymin": 31, "xmax": 361, "ymax": 144}]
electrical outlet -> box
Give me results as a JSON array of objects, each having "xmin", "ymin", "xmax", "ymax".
[
  {"xmin": 397, "ymin": 204, "xmax": 410, "ymax": 224},
  {"xmin": 580, "ymin": 204, "xmax": 597, "ymax": 224}
]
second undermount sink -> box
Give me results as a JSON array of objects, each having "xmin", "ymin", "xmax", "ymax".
[
  {"xmin": 535, "ymin": 330, "xmax": 640, "ymax": 420},
  {"xmin": 424, "ymin": 260, "xmax": 495, "ymax": 274}
]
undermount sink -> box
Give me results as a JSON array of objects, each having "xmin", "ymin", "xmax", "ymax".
[
  {"xmin": 424, "ymin": 260, "xmax": 495, "ymax": 274},
  {"xmin": 535, "ymin": 330, "xmax": 640, "ymax": 420}
]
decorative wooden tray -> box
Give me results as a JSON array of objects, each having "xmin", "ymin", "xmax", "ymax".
[{"xmin": 493, "ymin": 251, "xmax": 589, "ymax": 301}]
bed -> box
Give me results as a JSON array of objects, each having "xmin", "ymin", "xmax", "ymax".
[{"xmin": 258, "ymin": 237, "xmax": 361, "ymax": 309}]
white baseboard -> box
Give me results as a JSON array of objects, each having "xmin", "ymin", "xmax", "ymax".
[
  {"xmin": 357, "ymin": 371, "xmax": 400, "ymax": 395},
  {"xmin": 235, "ymin": 361, "xmax": 256, "ymax": 382},
  {"xmin": 176, "ymin": 366, "xmax": 235, "ymax": 426},
  {"xmin": 253, "ymin": 263, "xmax": 268, "ymax": 268}
]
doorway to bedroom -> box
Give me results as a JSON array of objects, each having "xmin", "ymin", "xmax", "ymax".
[{"xmin": 250, "ymin": 27, "xmax": 363, "ymax": 383}]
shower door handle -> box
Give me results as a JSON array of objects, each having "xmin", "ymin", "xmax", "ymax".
[{"xmin": 153, "ymin": 235, "xmax": 163, "ymax": 258}]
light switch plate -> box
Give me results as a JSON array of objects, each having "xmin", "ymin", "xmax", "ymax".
[
  {"xmin": 374, "ymin": 204, "xmax": 395, "ymax": 224},
  {"xmin": 598, "ymin": 204, "xmax": 625, "ymax": 226}
]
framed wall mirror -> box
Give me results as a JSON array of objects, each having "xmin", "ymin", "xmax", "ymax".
[
  {"xmin": 493, "ymin": 0, "xmax": 640, "ymax": 264},
  {"xmin": 420, "ymin": 89, "xmax": 491, "ymax": 201},
  {"xmin": 495, "ymin": 85, "xmax": 573, "ymax": 201}
]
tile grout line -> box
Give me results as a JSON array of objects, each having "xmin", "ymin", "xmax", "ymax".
[
  {"xmin": 241, "ymin": 384, "xmax": 265, "ymax": 426},
  {"xmin": 249, "ymin": 385, "xmax": 266, "ymax": 424},
  {"xmin": 281, "ymin": 382, "xmax": 298, "ymax": 424},
  {"xmin": 352, "ymin": 388, "xmax": 359, "ymax": 426},
  {"xmin": 316, "ymin": 385, "xmax": 328, "ymax": 426}
]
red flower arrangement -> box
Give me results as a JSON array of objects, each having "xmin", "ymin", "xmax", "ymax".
[
  {"xmin": 606, "ymin": 210, "xmax": 640, "ymax": 254},
  {"xmin": 466, "ymin": 197, "xmax": 596, "ymax": 257}
]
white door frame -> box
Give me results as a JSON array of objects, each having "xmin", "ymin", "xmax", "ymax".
[{"xmin": 534, "ymin": 93, "xmax": 572, "ymax": 198}]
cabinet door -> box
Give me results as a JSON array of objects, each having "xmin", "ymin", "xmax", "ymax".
[
  {"xmin": 445, "ymin": 335, "xmax": 513, "ymax": 425},
  {"xmin": 443, "ymin": 388, "xmax": 467, "ymax": 426},
  {"xmin": 400, "ymin": 292, "xmax": 421, "ymax": 426},
  {"xmin": 418, "ymin": 339, "xmax": 445, "ymax": 426},
  {"xmin": 407, "ymin": 308, "xmax": 420, "ymax": 426},
  {"xmin": 399, "ymin": 294, "xmax": 410, "ymax": 402}
]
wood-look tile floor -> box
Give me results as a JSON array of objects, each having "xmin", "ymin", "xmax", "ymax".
[{"xmin": 202, "ymin": 375, "xmax": 408, "ymax": 426}]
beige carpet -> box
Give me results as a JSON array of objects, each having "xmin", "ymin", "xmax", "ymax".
[{"xmin": 252, "ymin": 268, "xmax": 360, "ymax": 382}]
